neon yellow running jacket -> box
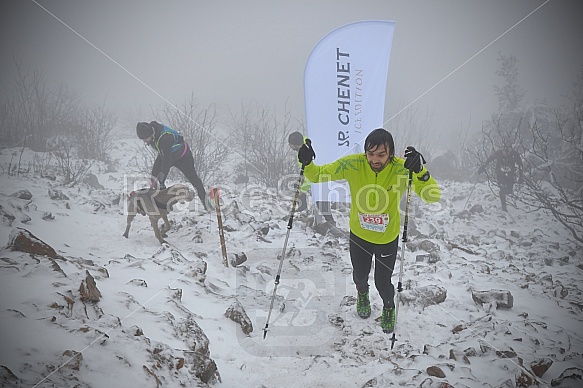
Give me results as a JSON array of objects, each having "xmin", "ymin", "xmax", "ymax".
[{"xmin": 304, "ymin": 153, "xmax": 441, "ymax": 244}]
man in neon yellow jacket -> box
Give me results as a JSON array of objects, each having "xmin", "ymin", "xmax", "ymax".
[{"xmin": 297, "ymin": 128, "xmax": 440, "ymax": 333}]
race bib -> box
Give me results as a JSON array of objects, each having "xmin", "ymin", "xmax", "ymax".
[{"xmin": 358, "ymin": 213, "xmax": 389, "ymax": 233}]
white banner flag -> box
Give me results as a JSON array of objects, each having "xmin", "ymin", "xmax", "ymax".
[{"xmin": 304, "ymin": 20, "xmax": 395, "ymax": 203}]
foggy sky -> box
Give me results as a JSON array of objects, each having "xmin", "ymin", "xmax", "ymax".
[{"xmin": 1, "ymin": 0, "xmax": 582, "ymax": 144}]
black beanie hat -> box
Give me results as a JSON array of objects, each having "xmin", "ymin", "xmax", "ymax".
[{"xmin": 136, "ymin": 122, "xmax": 154, "ymax": 139}]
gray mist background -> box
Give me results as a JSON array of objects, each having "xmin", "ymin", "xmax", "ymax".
[{"xmin": 1, "ymin": 0, "xmax": 582, "ymax": 147}]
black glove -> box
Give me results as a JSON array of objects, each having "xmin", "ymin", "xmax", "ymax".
[
  {"xmin": 404, "ymin": 146, "xmax": 425, "ymax": 173},
  {"xmin": 298, "ymin": 138, "xmax": 316, "ymax": 167}
]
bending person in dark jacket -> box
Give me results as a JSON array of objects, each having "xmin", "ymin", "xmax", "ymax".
[{"xmin": 136, "ymin": 121, "xmax": 212, "ymax": 211}]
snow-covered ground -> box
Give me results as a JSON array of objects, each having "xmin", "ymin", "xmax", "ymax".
[{"xmin": 1, "ymin": 140, "xmax": 582, "ymax": 388}]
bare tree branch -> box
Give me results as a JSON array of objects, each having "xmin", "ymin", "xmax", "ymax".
[{"xmin": 227, "ymin": 102, "xmax": 300, "ymax": 188}]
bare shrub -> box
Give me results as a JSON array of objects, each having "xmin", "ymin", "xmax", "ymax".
[
  {"xmin": 32, "ymin": 152, "xmax": 55, "ymax": 178},
  {"xmin": 71, "ymin": 103, "xmax": 117, "ymax": 163},
  {"xmin": 470, "ymin": 54, "xmax": 582, "ymax": 243},
  {"xmin": 385, "ymin": 101, "xmax": 437, "ymax": 159},
  {"xmin": 518, "ymin": 104, "xmax": 583, "ymax": 243},
  {"xmin": 49, "ymin": 135, "xmax": 92, "ymax": 186},
  {"xmin": 227, "ymin": 102, "xmax": 300, "ymax": 188},
  {"xmin": 129, "ymin": 141, "xmax": 158, "ymax": 177},
  {"xmin": 1, "ymin": 58, "xmax": 78, "ymax": 151}
]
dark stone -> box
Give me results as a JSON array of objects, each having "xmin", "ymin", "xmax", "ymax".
[
  {"xmin": 7, "ymin": 227, "xmax": 62, "ymax": 259},
  {"xmin": 426, "ymin": 365, "xmax": 446, "ymax": 378},
  {"xmin": 9, "ymin": 190, "xmax": 32, "ymax": 200},
  {"xmin": 531, "ymin": 358, "xmax": 553, "ymax": 378},
  {"xmin": 472, "ymin": 289, "xmax": 514, "ymax": 309}
]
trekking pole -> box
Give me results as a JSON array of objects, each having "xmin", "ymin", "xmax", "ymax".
[
  {"xmin": 263, "ymin": 161, "xmax": 309, "ymax": 339},
  {"xmin": 211, "ymin": 187, "xmax": 228, "ymax": 268},
  {"xmin": 390, "ymin": 169, "xmax": 413, "ymax": 350}
]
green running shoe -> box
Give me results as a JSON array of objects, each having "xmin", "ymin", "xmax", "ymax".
[
  {"xmin": 381, "ymin": 307, "xmax": 396, "ymax": 333},
  {"xmin": 356, "ymin": 290, "xmax": 371, "ymax": 318}
]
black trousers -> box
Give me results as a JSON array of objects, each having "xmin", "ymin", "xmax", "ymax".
[
  {"xmin": 152, "ymin": 147, "xmax": 206, "ymax": 204},
  {"xmin": 349, "ymin": 232, "xmax": 398, "ymax": 308},
  {"xmin": 498, "ymin": 176, "xmax": 514, "ymax": 211}
]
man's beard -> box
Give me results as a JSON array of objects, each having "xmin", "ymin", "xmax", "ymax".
[{"xmin": 368, "ymin": 160, "xmax": 387, "ymax": 173}]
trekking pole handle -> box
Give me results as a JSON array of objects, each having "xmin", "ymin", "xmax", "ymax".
[{"xmin": 287, "ymin": 165, "xmax": 305, "ymax": 230}]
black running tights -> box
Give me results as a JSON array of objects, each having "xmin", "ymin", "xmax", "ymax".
[{"xmin": 349, "ymin": 232, "xmax": 398, "ymax": 308}]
